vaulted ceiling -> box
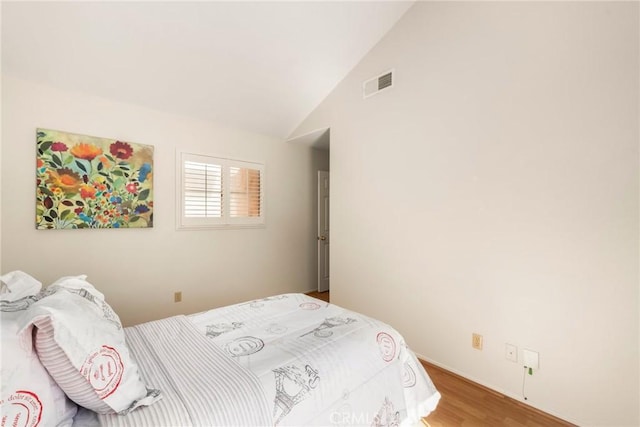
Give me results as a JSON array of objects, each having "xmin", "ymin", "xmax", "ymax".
[{"xmin": 2, "ymin": 1, "xmax": 413, "ymax": 139}]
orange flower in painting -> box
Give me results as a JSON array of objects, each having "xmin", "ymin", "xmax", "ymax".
[
  {"xmin": 80, "ymin": 184, "xmax": 97, "ymax": 199},
  {"xmin": 99, "ymin": 156, "xmax": 111, "ymax": 168},
  {"xmin": 47, "ymin": 168, "xmax": 81, "ymax": 193},
  {"xmin": 37, "ymin": 159, "xmax": 44, "ymax": 168},
  {"xmin": 71, "ymin": 143, "xmax": 102, "ymax": 160}
]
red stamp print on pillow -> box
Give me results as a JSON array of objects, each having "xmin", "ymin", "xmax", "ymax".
[
  {"xmin": 376, "ymin": 332, "xmax": 396, "ymax": 362},
  {"xmin": 299, "ymin": 302, "xmax": 321, "ymax": 310},
  {"xmin": 0, "ymin": 390, "xmax": 43, "ymax": 427},
  {"xmin": 81, "ymin": 345, "xmax": 124, "ymax": 399}
]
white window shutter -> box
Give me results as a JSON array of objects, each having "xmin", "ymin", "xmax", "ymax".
[
  {"xmin": 229, "ymin": 165, "xmax": 262, "ymax": 218},
  {"xmin": 178, "ymin": 152, "xmax": 264, "ymax": 229},
  {"xmin": 183, "ymin": 160, "xmax": 222, "ymax": 218}
]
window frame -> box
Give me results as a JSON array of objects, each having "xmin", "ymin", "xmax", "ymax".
[{"xmin": 176, "ymin": 151, "xmax": 265, "ymax": 230}]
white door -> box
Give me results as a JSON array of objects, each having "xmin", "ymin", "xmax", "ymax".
[{"xmin": 317, "ymin": 171, "xmax": 330, "ymax": 292}]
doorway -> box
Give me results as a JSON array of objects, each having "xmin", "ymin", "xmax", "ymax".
[
  {"xmin": 285, "ymin": 128, "xmax": 330, "ymax": 293},
  {"xmin": 317, "ymin": 170, "xmax": 329, "ymax": 292}
]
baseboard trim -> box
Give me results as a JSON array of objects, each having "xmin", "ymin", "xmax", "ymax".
[{"xmin": 416, "ymin": 354, "xmax": 577, "ymax": 426}]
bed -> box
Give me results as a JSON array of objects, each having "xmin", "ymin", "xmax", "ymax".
[{"xmin": 1, "ymin": 272, "xmax": 440, "ymax": 427}]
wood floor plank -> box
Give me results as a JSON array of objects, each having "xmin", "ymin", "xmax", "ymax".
[
  {"xmin": 305, "ymin": 290, "xmax": 330, "ymax": 302},
  {"xmin": 421, "ymin": 360, "xmax": 575, "ymax": 427}
]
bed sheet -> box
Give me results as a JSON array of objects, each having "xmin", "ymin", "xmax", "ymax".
[{"xmin": 75, "ymin": 293, "xmax": 440, "ymax": 426}]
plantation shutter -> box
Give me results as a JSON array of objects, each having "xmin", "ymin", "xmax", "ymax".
[
  {"xmin": 229, "ymin": 165, "xmax": 262, "ymax": 218},
  {"xmin": 178, "ymin": 152, "xmax": 264, "ymax": 229},
  {"xmin": 183, "ymin": 160, "xmax": 222, "ymax": 218}
]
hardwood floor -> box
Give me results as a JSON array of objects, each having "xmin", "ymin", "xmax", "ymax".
[
  {"xmin": 305, "ymin": 290, "xmax": 330, "ymax": 302},
  {"xmin": 305, "ymin": 290, "xmax": 573, "ymax": 426},
  {"xmin": 421, "ymin": 360, "xmax": 574, "ymax": 426}
]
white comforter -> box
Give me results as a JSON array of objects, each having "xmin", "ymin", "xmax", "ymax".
[{"xmin": 76, "ymin": 294, "xmax": 440, "ymax": 426}]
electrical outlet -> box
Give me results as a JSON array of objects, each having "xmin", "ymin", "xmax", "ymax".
[
  {"xmin": 523, "ymin": 349, "xmax": 539, "ymax": 370},
  {"xmin": 472, "ymin": 333, "xmax": 483, "ymax": 350},
  {"xmin": 505, "ymin": 343, "xmax": 518, "ymax": 362},
  {"xmin": 174, "ymin": 291, "xmax": 182, "ymax": 303}
]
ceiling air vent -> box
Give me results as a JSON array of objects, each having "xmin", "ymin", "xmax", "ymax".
[{"xmin": 363, "ymin": 69, "xmax": 394, "ymax": 99}]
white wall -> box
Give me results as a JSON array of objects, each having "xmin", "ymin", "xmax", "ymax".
[
  {"xmin": 291, "ymin": 2, "xmax": 639, "ymax": 425},
  {"xmin": 1, "ymin": 75, "xmax": 319, "ymax": 326}
]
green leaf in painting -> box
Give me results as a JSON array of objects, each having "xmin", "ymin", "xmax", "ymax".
[
  {"xmin": 49, "ymin": 210, "xmax": 58, "ymax": 219},
  {"xmin": 97, "ymin": 162, "xmax": 103, "ymax": 171},
  {"xmin": 44, "ymin": 216, "xmax": 53, "ymax": 222},
  {"xmin": 39, "ymin": 141, "xmax": 52, "ymax": 152},
  {"xmin": 52, "ymin": 155, "xmax": 62, "ymax": 167},
  {"xmin": 75, "ymin": 160, "xmax": 88, "ymax": 173},
  {"xmin": 111, "ymin": 169, "xmax": 124, "ymax": 177},
  {"xmin": 138, "ymin": 189, "xmax": 150, "ymax": 201},
  {"xmin": 37, "ymin": 131, "xmax": 46, "ymax": 138},
  {"xmin": 40, "ymin": 187, "xmax": 54, "ymax": 197},
  {"xmin": 60, "ymin": 210, "xmax": 72, "ymax": 220}
]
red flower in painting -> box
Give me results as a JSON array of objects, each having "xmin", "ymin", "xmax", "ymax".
[
  {"xmin": 125, "ymin": 182, "xmax": 138, "ymax": 194},
  {"xmin": 71, "ymin": 143, "xmax": 102, "ymax": 160},
  {"xmin": 110, "ymin": 141, "xmax": 133, "ymax": 160},
  {"xmin": 51, "ymin": 142, "xmax": 68, "ymax": 152}
]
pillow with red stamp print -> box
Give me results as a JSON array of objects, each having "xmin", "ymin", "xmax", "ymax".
[
  {"xmin": 18, "ymin": 277, "xmax": 162, "ymax": 415},
  {"xmin": 0, "ymin": 274, "xmax": 77, "ymax": 427}
]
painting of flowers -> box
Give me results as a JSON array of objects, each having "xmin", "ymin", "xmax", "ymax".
[{"xmin": 36, "ymin": 128, "xmax": 153, "ymax": 229}]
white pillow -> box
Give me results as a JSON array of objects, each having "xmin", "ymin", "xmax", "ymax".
[
  {"xmin": 0, "ymin": 284, "xmax": 77, "ymax": 427},
  {"xmin": 21, "ymin": 278, "xmax": 161, "ymax": 415},
  {"xmin": 0, "ymin": 270, "xmax": 42, "ymax": 301}
]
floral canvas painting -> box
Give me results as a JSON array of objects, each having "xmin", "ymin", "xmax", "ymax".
[{"xmin": 36, "ymin": 129, "xmax": 153, "ymax": 229}]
